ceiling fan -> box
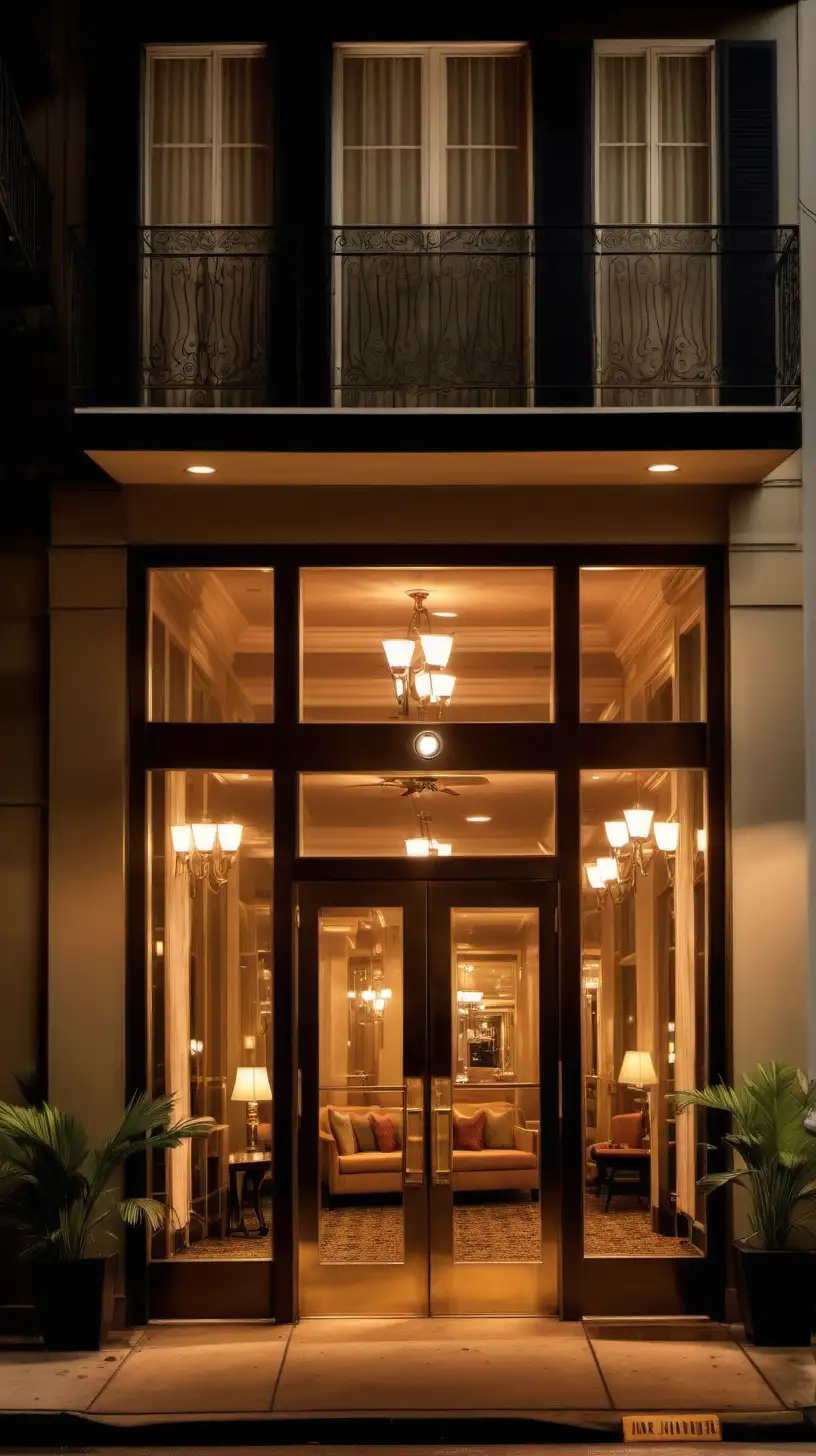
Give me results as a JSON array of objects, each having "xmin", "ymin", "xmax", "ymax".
[{"xmin": 351, "ymin": 775, "xmax": 490, "ymax": 798}]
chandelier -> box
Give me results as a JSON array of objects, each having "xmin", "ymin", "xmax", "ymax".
[
  {"xmin": 172, "ymin": 818, "xmax": 243, "ymax": 894},
  {"xmin": 584, "ymin": 805, "xmax": 678, "ymax": 906},
  {"xmin": 382, "ymin": 591, "xmax": 456, "ymax": 720},
  {"xmin": 405, "ymin": 807, "xmax": 452, "ymax": 858},
  {"xmin": 348, "ymin": 982, "xmax": 392, "ymax": 1016}
]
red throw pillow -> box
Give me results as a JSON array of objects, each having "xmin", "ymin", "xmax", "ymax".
[
  {"xmin": 454, "ymin": 1109, "xmax": 485, "ymax": 1151},
  {"xmin": 370, "ymin": 1113, "xmax": 397, "ymax": 1153}
]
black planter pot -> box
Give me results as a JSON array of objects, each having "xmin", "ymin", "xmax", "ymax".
[
  {"xmin": 31, "ymin": 1255, "xmax": 115, "ymax": 1351},
  {"xmin": 734, "ymin": 1240, "xmax": 816, "ymax": 1346}
]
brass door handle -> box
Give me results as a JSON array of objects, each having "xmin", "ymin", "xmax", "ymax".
[{"xmin": 431, "ymin": 1077, "xmax": 452, "ymax": 1185}]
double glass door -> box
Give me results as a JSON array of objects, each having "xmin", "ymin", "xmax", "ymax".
[{"xmin": 297, "ymin": 881, "xmax": 559, "ymax": 1317}]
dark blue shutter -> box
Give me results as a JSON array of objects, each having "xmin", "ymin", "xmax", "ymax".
[
  {"xmin": 717, "ymin": 40, "xmax": 778, "ymax": 404},
  {"xmin": 531, "ymin": 41, "xmax": 594, "ymax": 406}
]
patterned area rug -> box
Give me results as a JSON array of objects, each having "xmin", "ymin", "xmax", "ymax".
[
  {"xmin": 319, "ymin": 1202, "xmax": 541, "ymax": 1264},
  {"xmin": 174, "ymin": 1199, "xmax": 273, "ymax": 1260},
  {"xmin": 584, "ymin": 1194, "xmax": 700, "ymax": 1258}
]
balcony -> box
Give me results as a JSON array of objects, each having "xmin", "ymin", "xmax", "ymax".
[{"xmin": 70, "ymin": 224, "xmax": 800, "ymax": 410}]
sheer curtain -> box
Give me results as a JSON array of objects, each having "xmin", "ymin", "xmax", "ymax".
[
  {"xmin": 597, "ymin": 50, "xmax": 714, "ymax": 405},
  {"xmin": 144, "ymin": 51, "xmax": 270, "ymax": 404},
  {"xmin": 338, "ymin": 49, "xmax": 529, "ymax": 406}
]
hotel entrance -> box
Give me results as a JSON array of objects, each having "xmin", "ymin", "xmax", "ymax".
[{"xmin": 297, "ymin": 880, "xmax": 559, "ymax": 1317}]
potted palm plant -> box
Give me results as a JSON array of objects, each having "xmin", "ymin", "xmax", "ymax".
[
  {"xmin": 0, "ymin": 1089, "xmax": 214, "ymax": 1351},
  {"xmin": 674, "ymin": 1061, "xmax": 816, "ymax": 1345}
]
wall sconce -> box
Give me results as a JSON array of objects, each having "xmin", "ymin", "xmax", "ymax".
[
  {"xmin": 585, "ymin": 812, "xmax": 678, "ymax": 906},
  {"xmin": 172, "ymin": 818, "xmax": 243, "ymax": 894},
  {"xmin": 189, "ymin": 1038, "xmax": 204, "ymax": 1056}
]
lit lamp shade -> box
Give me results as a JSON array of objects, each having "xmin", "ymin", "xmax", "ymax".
[
  {"xmin": 604, "ymin": 820, "xmax": 629, "ymax": 849},
  {"xmin": 431, "ymin": 840, "xmax": 453, "ymax": 856},
  {"xmin": 231, "ymin": 1066, "xmax": 272, "ymax": 1102},
  {"xmin": 217, "ymin": 821, "xmax": 243, "ymax": 853},
  {"xmin": 413, "ymin": 670, "xmax": 433, "ymax": 702},
  {"xmin": 420, "ymin": 633, "xmax": 453, "ymax": 669},
  {"xmin": 383, "ymin": 638, "xmax": 415, "ymax": 670},
  {"xmin": 405, "ymin": 837, "xmax": 431, "ymax": 857},
  {"xmin": 191, "ymin": 821, "xmax": 218, "ymax": 852},
  {"xmin": 430, "ymin": 672, "xmax": 456, "ymax": 704},
  {"xmin": 595, "ymin": 856, "xmax": 619, "ymax": 883},
  {"xmin": 585, "ymin": 863, "xmax": 605, "ymax": 890},
  {"xmin": 653, "ymin": 821, "xmax": 679, "ymax": 852},
  {"xmin": 171, "ymin": 824, "xmax": 192, "ymax": 853},
  {"xmin": 623, "ymin": 807, "xmax": 654, "ymax": 840},
  {"xmin": 618, "ymin": 1050, "xmax": 657, "ymax": 1086}
]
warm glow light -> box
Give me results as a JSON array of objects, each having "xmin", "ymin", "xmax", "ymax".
[
  {"xmin": 217, "ymin": 822, "xmax": 243, "ymax": 853},
  {"xmin": 619, "ymin": 1050, "xmax": 658, "ymax": 1086},
  {"xmin": 413, "ymin": 670, "xmax": 433, "ymax": 701},
  {"xmin": 433, "ymin": 611, "xmax": 458, "ymax": 618},
  {"xmin": 347, "ymin": 990, "xmax": 356, "ymax": 999},
  {"xmin": 191, "ymin": 821, "xmax": 218, "ymax": 852},
  {"xmin": 654, "ymin": 821, "xmax": 679, "ymax": 852},
  {"xmin": 430, "ymin": 672, "xmax": 456, "ymax": 703},
  {"xmin": 231, "ymin": 1066, "xmax": 272, "ymax": 1102},
  {"xmin": 596, "ymin": 856, "xmax": 619, "ymax": 883},
  {"xmin": 361, "ymin": 988, "xmax": 375, "ymax": 1002},
  {"xmin": 414, "ymin": 730, "xmax": 442, "ymax": 759},
  {"xmin": 457, "ymin": 989, "xmax": 483, "ymax": 1004},
  {"xmin": 697, "ymin": 827, "xmax": 707, "ymax": 854},
  {"xmin": 185, "ymin": 464, "xmax": 216, "ymax": 474},
  {"xmin": 379, "ymin": 987, "xmax": 392, "ymax": 1000},
  {"xmin": 382, "ymin": 638, "xmax": 415, "ymax": 670},
  {"xmin": 154, "ymin": 939, "xmax": 164, "ymax": 958},
  {"xmin": 466, "ymin": 815, "xmax": 492, "ymax": 823},
  {"xmin": 623, "ymin": 806, "xmax": 654, "ymax": 840},
  {"xmin": 431, "ymin": 840, "xmax": 453, "ymax": 856},
  {"xmin": 171, "ymin": 824, "xmax": 192, "ymax": 854},
  {"xmin": 420, "ymin": 633, "xmax": 453, "ymax": 669},
  {"xmin": 373, "ymin": 998, "xmax": 385, "ymax": 1012},
  {"xmin": 405, "ymin": 837, "xmax": 431, "ymax": 857},
  {"xmin": 647, "ymin": 463, "xmax": 679, "ymax": 473},
  {"xmin": 604, "ymin": 820, "xmax": 629, "ymax": 849},
  {"xmin": 585, "ymin": 862, "xmax": 605, "ymax": 890},
  {"xmin": 189, "ymin": 1038, "xmax": 204, "ymax": 1055}
]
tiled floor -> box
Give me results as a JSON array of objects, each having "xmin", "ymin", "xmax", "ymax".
[{"xmin": 0, "ymin": 1318, "xmax": 810, "ymax": 1418}]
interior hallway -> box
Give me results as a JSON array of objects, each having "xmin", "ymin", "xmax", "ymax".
[{"xmin": 0, "ymin": 1318, "xmax": 813, "ymax": 1421}]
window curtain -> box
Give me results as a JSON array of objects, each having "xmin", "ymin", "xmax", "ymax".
[
  {"xmin": 674, "ymin": 776, "xmax": 697, "ymax": 1221},
  {"xmin": 339, "ymin": 51, "xmax": 528, "ymax": 406},
  {"xmin": 165, "ymin": 771, "xmax": 192, "ymax": 1242},
  {"xmin": 597, "ymin": 51, "xmax": 714, "ymax": 406},
  {"xmin": 144, "ymin": 53, "xmax": 270, "ymax": 405}
]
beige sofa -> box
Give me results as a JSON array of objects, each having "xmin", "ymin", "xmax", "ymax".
[{"xmin": 319, "ymin": 1100, "xmax": 538, "ymax": 1199}]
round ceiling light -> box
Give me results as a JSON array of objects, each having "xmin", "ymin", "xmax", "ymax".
[
  {"xmin": 414, "ymin": 730, "xmax": 442, "ymax": 760},
  {"xmin": 466, "ymin": 815, "xmax": 492, "ymax": 823},
  {"xmin": 185, "ymin": 464, "xmax": 216, "ymax": 475},
  {"xmin": 647, "ymin": 463, "xmax": 679, "ymax": 473}
]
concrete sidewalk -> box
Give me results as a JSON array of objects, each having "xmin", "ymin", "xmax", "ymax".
[{"xmin": 0, "ymin": 1318, "xmax": 814, "ymax": 1440}]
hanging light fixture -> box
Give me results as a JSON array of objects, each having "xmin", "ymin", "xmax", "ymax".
[
  {"xmin": 404, "ymin": 807, "xmax": 452, "ymax": 858},
  {"xmin": 172, "ymin": 817, "xmax": 243, "ymax": 894},
  {"xmin": 382, "ymin": 591, "xmax": 456, "ymax": 720},
  {"xmin": 457, "ymin": 963, "xmax": 483, "ymax": 1005}
]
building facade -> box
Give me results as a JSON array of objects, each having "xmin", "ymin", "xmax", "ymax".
[{"xmin": 0, "ymin": 0, "xmax": 811, "ymax": 1328}]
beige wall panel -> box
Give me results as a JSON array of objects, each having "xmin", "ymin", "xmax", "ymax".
[
  {"xmin": 729, "ymin": 549, "xmax": 803, "ymax": 607},
  {"xmin": 50, "ymin": 547, "xmax": 127, "ymax": 610},
  {"xmin": 729, "ymin": 485, "xmax": 802, "ymax": 548},
  {"xmin": 730, "ymin": 607, "xmax": 806, "ymax": 1080},
  {"xmin": 0, "ymin": 807, "xmax": 42, "ymax": 1102},
  {"xmin": 49, "ymin": 600, "xmax": 127, "ymax": 1145}
]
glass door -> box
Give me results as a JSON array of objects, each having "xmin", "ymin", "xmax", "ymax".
[
  {"xmin": 297, "ymin": 882, "xmax": 429, "ymax": 1316},
  {"xmin": 428, "ymin": 883, "xmax": 559, "ymax": 1315},
  {"xmin": 297, "ymin": 880, "xmax": 558, "ymax": 1317}
]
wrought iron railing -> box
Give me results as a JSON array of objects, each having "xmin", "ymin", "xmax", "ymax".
[
  {"xmin": 0, "ymin": 55, "xmax": 49, "ymax": 273},
  {"xmin": 69, "ymin": 224, "xmax": 800, "ymax": 407}
]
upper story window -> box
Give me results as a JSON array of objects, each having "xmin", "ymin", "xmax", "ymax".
[
  {"xmin": 335, "ymin": 44, "xmax": 530, "ymax": 225},
  {"xmin": 144, "ymin": 45, "xmax": 270, "ymax": 225},
  {"xmin": 595, "ymin": 43, "xmax": 714, "ymax": 225}
]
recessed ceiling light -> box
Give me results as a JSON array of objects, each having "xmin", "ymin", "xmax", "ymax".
[
  {"xmin": 466, "ymin": 815, "xmax": 492, "ymax": 823},
  {"xmin": 239, "ymin": 773, "xmax": 249, "ymax": 780},
  {"xmin": 648, "ymin": 463, "xmax": 679, "ymax": 473},
  {"xmin": 414, "ymin": 730, "xmax": 442, "ymax": 760},
  {"xmin": 433, "ymin": 611, "xmax": 458, "ymax": 618},
  {"xmin": 185, "ymin": 464, "xmax": 216, "ymax": 475}
]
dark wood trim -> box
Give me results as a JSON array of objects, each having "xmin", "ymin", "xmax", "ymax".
[
  {"xmin": 580, "ymin": 1255, "xmax": 710, "ymax": 1316},
  {"xmin": 148, "ymin": 1259, "xmax": 274, "ymax": 1320},
  {"xmin": 125, "ymin": 552, "xmax": 149, "ymax": 1326},
  {"xmin": 128, "ymin": 543, "xmax": 727, "ymax": 571},
  {"xmin": 294, "ymin": 857, "xmax": 559, "ymax": 882},
  {"xmin": 73, "ymin": 404, "xmax": 801, "ymax": 455}
]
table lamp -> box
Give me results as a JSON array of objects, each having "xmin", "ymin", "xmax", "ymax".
[
  {"xmin": 231, "ymin": 1065, "xmax": 272, "ymax": 1150},
  {"xmin": 619, "ymin": 1050, "xmax": 657, "ymax": 1137}
]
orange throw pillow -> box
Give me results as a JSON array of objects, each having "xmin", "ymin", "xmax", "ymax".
[
  {"xmin": 370, "ymin": 1113, "xmax": 397, "ymax": 1153},
  {"xmin": 454, "ymin": 1109, "xmax": 485, "ymax": 1151}
]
